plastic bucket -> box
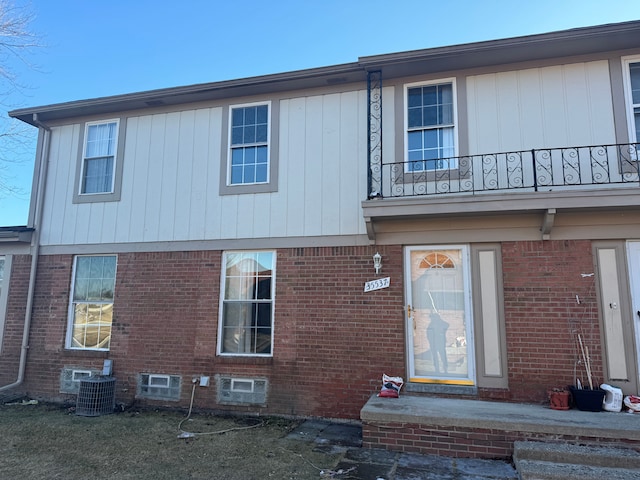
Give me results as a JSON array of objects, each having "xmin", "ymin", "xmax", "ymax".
[{"xmin": 601, "ymin": 383, "xmax": 623, "ymax": 412}]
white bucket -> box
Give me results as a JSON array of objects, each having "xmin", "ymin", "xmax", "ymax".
[{"xmin": 600, "ymin": 383, "xmax": 623, "ymax": 412}]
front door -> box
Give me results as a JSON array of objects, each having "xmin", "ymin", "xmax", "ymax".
[{"xmin": 405, "ymin": 245, "xmax": 475, "ymax": 385}]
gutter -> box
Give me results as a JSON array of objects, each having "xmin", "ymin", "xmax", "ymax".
[{"xmin": 0, "ymin": 114, "xmax": 51, "ymax": 393}]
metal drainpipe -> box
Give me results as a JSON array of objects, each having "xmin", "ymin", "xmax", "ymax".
[{"xmin": 0, "ymin": 114, "xmax": 51, "ymax": 393}]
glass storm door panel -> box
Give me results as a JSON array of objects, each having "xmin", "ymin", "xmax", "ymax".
[
  {"xmin": 626, "ymin": 242, "xmax": 640, "ymax": 386},
  {"xmin": 405, "ymin": 246, "xmax": 475, "ymax": 385}
]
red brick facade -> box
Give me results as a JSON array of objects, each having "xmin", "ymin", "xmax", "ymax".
[{"xmin": 1, "ymin": 240, "xmax": 603, "ymax": 419}]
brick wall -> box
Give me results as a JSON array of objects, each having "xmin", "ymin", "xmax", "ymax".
[
  {"xmin": 0, "ymin": 254, "xmax": 31, "ymax": 385},
  {"xmin": 502, "ymin": 240, "xmax": 601, "ymax": 403},
  {"xmin": 16, "ymin": 246, "xmax": 405, "ymax": 419},
  {"xmin": 4, "ymin": 240, "xmax": 607, "ymax": 418},
  {"xmin": 362, "ymin": 422, "xmax": 640, "ymax": 459}
]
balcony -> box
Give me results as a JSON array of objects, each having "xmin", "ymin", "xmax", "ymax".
[
  {"xmin": 371, "ymin": 143, "xmax": 640, "ymax": 198},
  {"xmin": 363, "ymin": 143, "xmax": 640, "ymax": 241}
]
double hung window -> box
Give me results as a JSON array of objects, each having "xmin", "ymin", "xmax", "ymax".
[
  {"xmin": 229, "ymin": 103, "xmax": 270, "ymax": 185},
  {"xmin": 219, "ymin": 251, "xmax": 274, "ymax": 355},
  {"xmin": 80, "ymin": 120, "xmax": 119, "ymax": 195},
  {"xmin": 624, "ymin": 59, "xmax": 640, "ymax": 143},
  {"xmin": 67, "ymin": 255, "xmax": 117, "ymax": 350},
  {"xmin": 406, "ymin": 81, "xmax": 457, "ymax": 171}
]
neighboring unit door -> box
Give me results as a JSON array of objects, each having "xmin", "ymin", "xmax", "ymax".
[
  {"xmin": 626, "ymin": 242, "xmax": 640, "ymax": 387},
  {"xmin": 405, "ymin": 246, "xmax": 475, "ymax": 385}
]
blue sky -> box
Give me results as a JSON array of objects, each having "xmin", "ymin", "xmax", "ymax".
[{"xmin": 1, "ymin": 0, "xmax": 640, "ymax": 226}]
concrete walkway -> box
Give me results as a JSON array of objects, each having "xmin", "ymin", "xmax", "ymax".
[{"xmin": 285, "ymin": 419, "xmax": 518, "ymax": 479}]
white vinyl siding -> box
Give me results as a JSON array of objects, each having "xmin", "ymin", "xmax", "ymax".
[
  {"xmin": 466, "ymin": 61, "xmax": 616, "ymax": 154},
  {"xmin": 39, "ymin": 91, "xmax": 368, "ymax": 247}
]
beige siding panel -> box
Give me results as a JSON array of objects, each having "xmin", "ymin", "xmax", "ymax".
[
  {"xmin": 270, "ymin": 100, "xmax": 289, "ymax": 237},
  {"xmin": 321, "ymin": 94, "xmax": 341, "ymax": 235},
  {"xmin": 114, "ymin": 117, "xmax": 137, "ymax": 244},
  {"xmin": 496, "ymin": 72, "xmax": 523, "ymax": 151},
  {"xmin": 143, "ymin": 114, "xmax": 167, "ymax": 242},
  {"xmin": 204, "ymin": 108, "xmax": 223, "ymax": 240},
  {"xmin": 173, "ymin": 111, "xmax": 195, "ymax": 241},
  {"xmin": 41, "ymin": 125, "xmax": 69, "ymax": 245},
  {"xmin": 157, "ymin": 112, "xmax": 180, "ymax": 241},
  {"xmin": 128, "ymin": 115, "xmax": 152, "ymax": 242},
  {"xmin": 467, "ymin": 61, "xmax": 615, "ymax": 155},
  {"xmin": 478, "ymin": 250, "xmax": 501, "ymax": 376},
  {"xmin": 586, "ymin": 61, "xmax": 616, "ymax": 144},
  {"xmin": 303, "ymin": 95, "xmax": 324, "ymax": 236},
  {"xmin": 339, "ymin": 90, "xmax": 365, "ymax": 235},
  {"xmin": 219, "ymin": 195, "xmax": 239, "ymax": 239},
  {"xmin": 284, "ymin": 97, "xmax": 307, "ymax": 237},
  {"xmin": 188, "ymin": 109, "xmax": 213, "ymax": 240}
]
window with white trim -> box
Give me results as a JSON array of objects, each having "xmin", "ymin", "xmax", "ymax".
[
  {"xmin": 67, "ymin": 255, "xmax": 117, "ymax": 350},
  {"xmin": 228, "ymin": 103, "xmax": 270, "ymax": 185},
  {"xmin": 406, "ymin": 80, "xmax": 457, "ymax": 171},
  {"xmin": 624, "ymin": 58, "xmax": 640, "ymax": 143},
  {"xmin": 80, "ymin": 120, "xmax": 119, "ymax": 194},
  {"xmin": 219, "ymin": 251, "xmax": 274, "ymax": 355}
]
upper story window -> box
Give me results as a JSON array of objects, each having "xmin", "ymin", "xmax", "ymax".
[
  {"xmin": 405, "ymin": 80, "xmax": 457, "ymax": 171},
  {"xmin": 218, "ymin": 251, "xmax": 275, "ymax": 356},
  {"xmin": 623, "ymin": 58, "xmax": 640, "ymax": 143},
  {"xmin": 228, "ymin": 102, "xmax": 270, "ymax": 185},
  {"xmin": 67, "ymin": 255, "xmax": 117, "ymax": 351},
  {"xmin": 80, "ymin": 120, "xmax": 119, "ymax": 194}
]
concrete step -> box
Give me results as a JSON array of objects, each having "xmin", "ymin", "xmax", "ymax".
[
  {"xmin": 516, "ymin": 459, "xmax": 640, "ymax": 480},
  {"xmin": 513, "ymin": 440, "xmax": 640, "ymax": 469}
]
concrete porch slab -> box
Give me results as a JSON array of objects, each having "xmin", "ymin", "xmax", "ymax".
[{"xmin": 361, "ymin": 394, "xmax": 640, "ymax": 458}]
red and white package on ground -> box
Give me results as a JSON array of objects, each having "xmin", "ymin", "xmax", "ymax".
[
  {"xmin": 378, "ymin": 374, "xmax": 404, "ymax": 398},
  {"xmin": 624, "ymin": 395, "xmax": 640, "ymax": 412}
]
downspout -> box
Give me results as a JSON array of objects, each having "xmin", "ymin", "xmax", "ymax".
[{"xmin": 0, "ymin": 113, "xmax": 50, "ymax": 392}]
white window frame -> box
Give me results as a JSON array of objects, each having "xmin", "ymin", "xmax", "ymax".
[
  {"xmin": 72, "ymin": 369, "xmax": 93, "ymax": 382},
  {"xmin": 227, "ymin": 101, "xmax": 271, "ymax": 186},
  {"xmin": 404, "ymin": 78, "xmax": 458, "ymax": 172},
  {"xmin": 622, "ymin": 55, "xmax": 640, "ymax": 144},
  {"xmin": 217, "ymin": 250, "xmax": 275, "ymax": 357},
  {"xmin": 0, "ymin": 255, "xmax": 10, "ymax": 352},
  {"xmin": 231, "ymin": 378, "xmax": 255, "ymax": 392},
  {"xmin": 79, "ymin": 119, "xmax": 119, "ymax": 196},
  {"xmin": 66, "ymin": 255, "xmax": 117, "ymax": 351}
]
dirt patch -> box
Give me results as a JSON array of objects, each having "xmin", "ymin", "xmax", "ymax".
[{"xmin": 0, "ymin": 402, "xmax": 345, "ymax": 479}]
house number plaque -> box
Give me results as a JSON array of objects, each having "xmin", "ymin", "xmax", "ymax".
[{"xmin": 364, "ymin": 277, "xmax": 390, "ymax": 292}]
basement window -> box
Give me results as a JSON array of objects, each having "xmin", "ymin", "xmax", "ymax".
[
  {"xmin": 59, "ymin": 367, "xmax": 101, "ymax": 394},
  {"xmin": 137, "ymin": 374, "xmax": 181, "ymax": 401},
  {"xmin": 216, "ymin": 375, "xmax": 268, "ymax": 406}
]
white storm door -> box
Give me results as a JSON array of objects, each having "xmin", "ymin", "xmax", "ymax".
[
  {"xmin": 626, "ymin": 242, "xmax": 640, "ymax": 385},
  {"xmin": 405, "ymin": 245, "xmax": 475, "ymax": 385}
]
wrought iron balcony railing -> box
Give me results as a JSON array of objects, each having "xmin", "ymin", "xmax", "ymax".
[{"xmin": 370, "ymin": 143, "xmax": 640, "ymax": 199}]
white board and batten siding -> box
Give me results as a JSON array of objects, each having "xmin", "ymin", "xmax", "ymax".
[{"xmin": 39, "ymin": 90, "xmax": 369, "ymax": 247}]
